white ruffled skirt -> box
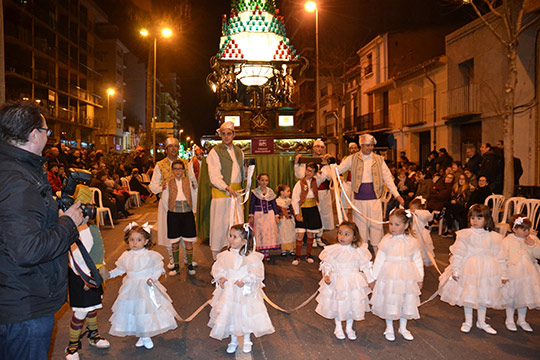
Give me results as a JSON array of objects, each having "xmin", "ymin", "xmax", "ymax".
[{"xmin": 502, "ymin": 259, "xmax": 540, "ymax": 309}]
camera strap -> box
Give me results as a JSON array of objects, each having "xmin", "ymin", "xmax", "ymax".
[{"xmin": 69, "ymin": 238, "xmax": 103, "ymax": 288}]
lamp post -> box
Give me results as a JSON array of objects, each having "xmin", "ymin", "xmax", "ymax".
[
  {"xmin": 179, "ymin": 128, "xmax": 184, "ymax": 143},
  {"xmin": 305, "ymin": 1, "xmax": 319, "ymax": 133},
  {"xmin": 106, "ymin": 88, "xmax": 115, "ymax": 149},
  {"xmin": 140, "ymin": 27, "xmax": 173, "ymax": 161}
]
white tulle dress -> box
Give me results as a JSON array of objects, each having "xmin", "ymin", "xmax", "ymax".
[
  {"xmin": 371, "ymin": 234, "xmax": 424, "ymax": 320},
  {"xmin": 438, "ymin": 228, "xmax": 505, "ymax": 309},
  {"xmin": 501, "ymin": 233, "xmax": 540, "ymax": 309},
  {"xmin": 109, "ymin": 249, "xmax": 178, "ymax": 338},
  {"xmin": 315, "ymin": 243, "xmax": 373, "ymax": 321},
  {"xmin": 208, "ymin": 249, "xmax": 275, "ymax": 340},
  {"xmin": 412, "ymin": 209, "xmax": 435, "ymax": 266}
]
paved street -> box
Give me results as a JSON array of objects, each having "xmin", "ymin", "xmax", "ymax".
[{"xmin": 51, "ymin": 200, "xmax": 540, "ymax": 360}]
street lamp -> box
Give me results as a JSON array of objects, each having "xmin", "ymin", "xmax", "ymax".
[
  {"xmin": 305, "ymin": 1, "xmax": 319, "ymax": 133},
  {"xmin": 140, "ymin": 27, "xmax": 173, "ymax": 161},
  {"xmin": 106, "ymin": 88, "xmax": 115, "ymax": 148},
  {"xmin": 179, "ymin": 128, "xmax": 184, "ymax": 143}
]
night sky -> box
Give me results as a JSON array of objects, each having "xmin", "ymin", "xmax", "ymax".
[{"xmin": 96, "ymin": 0, "xmax": 473, "ymax": 145}]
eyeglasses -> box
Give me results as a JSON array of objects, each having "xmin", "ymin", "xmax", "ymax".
[
  {"xmin": 36, "ymin": 127, "xmax": 52, "ymax": 136},
  {"xmin": 172, "ymin": 167, "xmax": 184, "ymax": 171}
]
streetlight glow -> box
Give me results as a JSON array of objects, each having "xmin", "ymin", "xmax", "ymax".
[
  {"xmin": 161, "ymin": 27, "xmax": 173, "ymax": 38},
  {"xmin": 305, "ymin": 1, "xmax": 317, "ymax": 12},
  {"xmin": 186, "ymin": 136, "xmax": 191, "ymax": 141},
  {"xmin": 140, "ymin": 28, "xmax": 149, "ymax": 37},
  {"xmin": 106, "ymin": 88, "xmax": 115, "ymax": 96}
]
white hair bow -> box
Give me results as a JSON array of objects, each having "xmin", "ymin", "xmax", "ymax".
[
  {"xmin": 405, "ymin": 209, "xmax": 413, "ymax": 218},
  {"xmin": 514, "ymin": 217, "xmax": 527, "ymax": 226},
  {"xmin": 123, "ymin": 221, "xmax": 153, "ymax": 235},
  {"xmin": 241, "ymin": 223, "xmax": 255, "ymax": 255},
  {"xmin": 415, "ymin": 196, "xmax": 427, "ymax": 205}
]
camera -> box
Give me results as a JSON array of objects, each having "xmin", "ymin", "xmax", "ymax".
[{"xmin": 57, "ymin": 168, "xmax": 97, "ymax": 220}]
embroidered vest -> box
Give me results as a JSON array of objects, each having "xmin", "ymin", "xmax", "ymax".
[
  {"xmin": 157, "ymin": 158, "xmax": 187, "ymax": 187},
  {"xmin": 298, "ymin": 177, "xmax": 319, "ymax": 207},
  {"xmin": 213, "ymin": 143, "xmax": 244, "ymax": 186},
  {"xmin": 167, "ymin": 177, "xmax": 193, "ymax": 211},
  {"xmin": 351, "ymin": 153, "xmax": 385, "ymax": 198}
]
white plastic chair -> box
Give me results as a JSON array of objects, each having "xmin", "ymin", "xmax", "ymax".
[
  {"xmin": 520, "ymin": 199, "xmax": 540, "ymax": 235},
  {"xmin": 495, "ymin": 196, "xmax": 526, "ymax": 235},
  {"xmin": 141, "ymin": 173, "xmax": 150, "ymax": 183},
  {"xmin": 121, "ymin": 177, "xmax": 141, "ymax": 207},
  {"xmin": 484, "ymin": 194, "xmax": 505, "ymax": 223},
  {"xmin": 90, "ymin": 187, "xmax": 115, "ymax": 228}
]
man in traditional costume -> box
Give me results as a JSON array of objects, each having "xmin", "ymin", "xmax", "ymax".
[
  {"xmin": 336, "ymin": 134, "xmax": 404, "ymax": 251},
  {"xmin": 149, "ymin": 138, "xmax": 190, "ymax": 269},
  {"xmin": 207, "ymin": 121, "xmax": 245, "ymax": 260},
  {"xmin": 294, "ymin": 139, "xmax": 333, "ymax": 247}
]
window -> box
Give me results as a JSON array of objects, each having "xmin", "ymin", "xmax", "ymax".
[{"xmin": 364, "ymin": 53, "xmax": 373, "ymax": 76}]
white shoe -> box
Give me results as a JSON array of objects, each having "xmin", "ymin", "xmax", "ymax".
[
  {"xmin": 460, "ymin": 322, "xmax": 472, "ymax": 333},
  {"xmin": 305, "ymin": 256, "xmax": 314, "ymax": 264},
  {"xmin": 142, "ymin": 337, "xmax": 154, "ymax": 349},
  {"xmin": 135, "ymin": 338, "xmax": 145, "ymax": 347},
  {"xmin": 226, "ymin": 342, "xmax": 238, "ymax": 354},
  {"xmin": 518, "ymin": 321, "xmax": 533, "ymax": 332},
  {"xmin": 334, "ymin": 326, "xmax": 346, "ymax": 340},
  {"xmin": 316, "ymin": 238, "xmax": 325, "ymax": 247},
  {"xmin": 187, "ymin": 265, "xmax": 196, "ymax": 275},
  {"xmin": 65, "ymin": 351, "xmax": 79, "ymax": 360},
  {"xmin": 167, "ymin": 260, "xmax": 175, "ymax": 270},
  {"xmin": 399, "ymin": 328, "xmax": 414, "ymax": 340},
  {"xmin": 168, "ymin": 268, "xmax": 180, "ymax": 276},
  {"xmin": 242, "ymin": 341, "xmax": 252, "ymax": 353},
  {"xmin": 312, "ymin": 241, "xmax": 318, "ymax": 248},
  {"xmin": 384, "ymin": 330, "xmax": 395, "ymax": 341},
  {"xmin": 476, "ymin": 322, "xmax": 497, "ymax": 335},
  {"xmin": 505, "ymin": 321, "xmax": 517, "ymax": 332},
  {"xmin": 89, "ymin": 337, "xmax": 110, "ymax": 348},
  {"xmin": 292, "ymin": 259, "xmax": 300, "ymax": 266},
  {"xmin": 345, "ymin": 328, "xmax": 357, "ymax": 340}
]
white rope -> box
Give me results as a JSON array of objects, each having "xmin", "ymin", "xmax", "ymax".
[
  {"xmin": 329, "ymin": 164, "xmax": 346, "ymax": 224},
  {"xmin": 333, "ymin": 166, "xmax": 389, "ymax": 225}
]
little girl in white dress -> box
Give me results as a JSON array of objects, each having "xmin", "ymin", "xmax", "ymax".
[
  {"xmin": 316, "ymin": 221, "xmax": 373, "ymax": 340},
  {"xmin": 108, "ymin": 222, "xmax": 178, "ymax": 349},
  {"xmin": 208, "ymin": 223, "xmax": 275, "ymax": 354},
  {"xmin": 502, "ymin": 214, "xmax": 540, "ymax": 332},
  {"xmin": 438, "ymin": 204, "xmax": 505, "ymax": 335},
  {"xmin": 409, "ymin": 197, "xmax": 435, "ymax": 267},
  {"xmin": 371, "ymin": 209, "xmax": 424, "ymax": 342}
]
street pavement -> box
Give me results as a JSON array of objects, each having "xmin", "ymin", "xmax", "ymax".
[{"xmin": 50, "ymin": 200, "xmax": 540, "ymax": 360}]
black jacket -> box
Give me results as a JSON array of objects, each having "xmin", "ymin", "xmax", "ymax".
[{"xmin": 0, "ymin": 142, "xmax": 79, "ymax": 324}]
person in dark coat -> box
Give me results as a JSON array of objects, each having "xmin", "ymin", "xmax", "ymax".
[
  {"xmin": 465, "ymin": 146, "xmax": 482, "ymax": 176},
  {"xmin": 466, "ymin": 176, "xmax": 493, "ymax": 208},
  {"xmin": 478, "ymin": 143, "xmax": 503, "ymax": 194},
  {"xmin": 0, "ymin": 102, "xmax": 84, "ymax": 360},
  {"xmin": 427, "ymin": 172, "xmax": 455, "ymax": 211},
  {"xmin": 435, "ymin": 148, "xmax": 453, "ymax": 171}
]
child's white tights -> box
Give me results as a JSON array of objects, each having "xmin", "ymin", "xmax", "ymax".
[
  {"xmin": 464, "ymin": 306, "xmax": 489, "ymax": 325},
  {"xmin": 506, "ymin": 307, "xmax": 527, "ymax": 324},
  {"xmin": 385, "ymin": 318, "xmax": 409, "ymax": 333}
]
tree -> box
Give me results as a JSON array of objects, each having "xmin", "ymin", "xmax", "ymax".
[{"xmin": 457, "ymin": 0, "xmax": 539, "ymax": 198}]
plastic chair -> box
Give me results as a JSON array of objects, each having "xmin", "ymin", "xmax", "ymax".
[
  {"xmin": 121, "ymin": 177, "xmax": 141, "ymax": 207},
  {"xmin": 520, "ymin": 199, "xmax": 540, "ymax": 235},
  {"xmin": 484, "ymin": 194, "xmax": 505, "ymax": 223},
  {"xmin": 495, "ymin": 196, "xmax": 526, "ymax": 235},
  {"xmin": 90, "ymin": 187, "xmax": 115, "ymax": 228}
]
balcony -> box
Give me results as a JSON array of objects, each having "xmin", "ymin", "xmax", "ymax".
[
  {"xmin": 402, "ymin": 98, "xmax": 426, "ymax": 126},
  {"xmin": 446, "ymin": 83, "xmax": 481, "ymax": 120},
  {"xmin": 355, "ymin": 113, "xmax": 373, "ymax": 131},
  {"xmin": 373, "ymin": 110, "xmax": 389, "ymax": 130}
]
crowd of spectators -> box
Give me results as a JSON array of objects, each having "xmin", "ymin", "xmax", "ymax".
[
  {"xmin": 44, "ymin": 144, "xmax": 155, "ymax": 224},
  {"xmin": 387, "ymin": 143, "xmax": 522, "ymax": 238}
]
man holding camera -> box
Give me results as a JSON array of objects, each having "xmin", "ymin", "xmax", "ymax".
[{"xmin": 0, "ymin": 102, "xmax": 85, "ymax": 360}]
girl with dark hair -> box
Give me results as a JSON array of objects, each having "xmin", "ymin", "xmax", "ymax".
[
  {"xmin": 108, "ymin": 223, "xmax": 178, "ymax": 350},
  {"xmin": 316, "ymin": 221, "xmax": 374, "ymax": 340},
  {"xmin": 438, "ymin": 204, "xmax": 505, "ymax": 335},
  {"xmin": 208, "ymin": 223, "xmax": 274, "ymax": 354}
]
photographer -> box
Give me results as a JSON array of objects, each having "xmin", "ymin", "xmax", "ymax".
[{"xmin": 0, "ymin": 102, "xmax": 85, "ymax": 360}]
